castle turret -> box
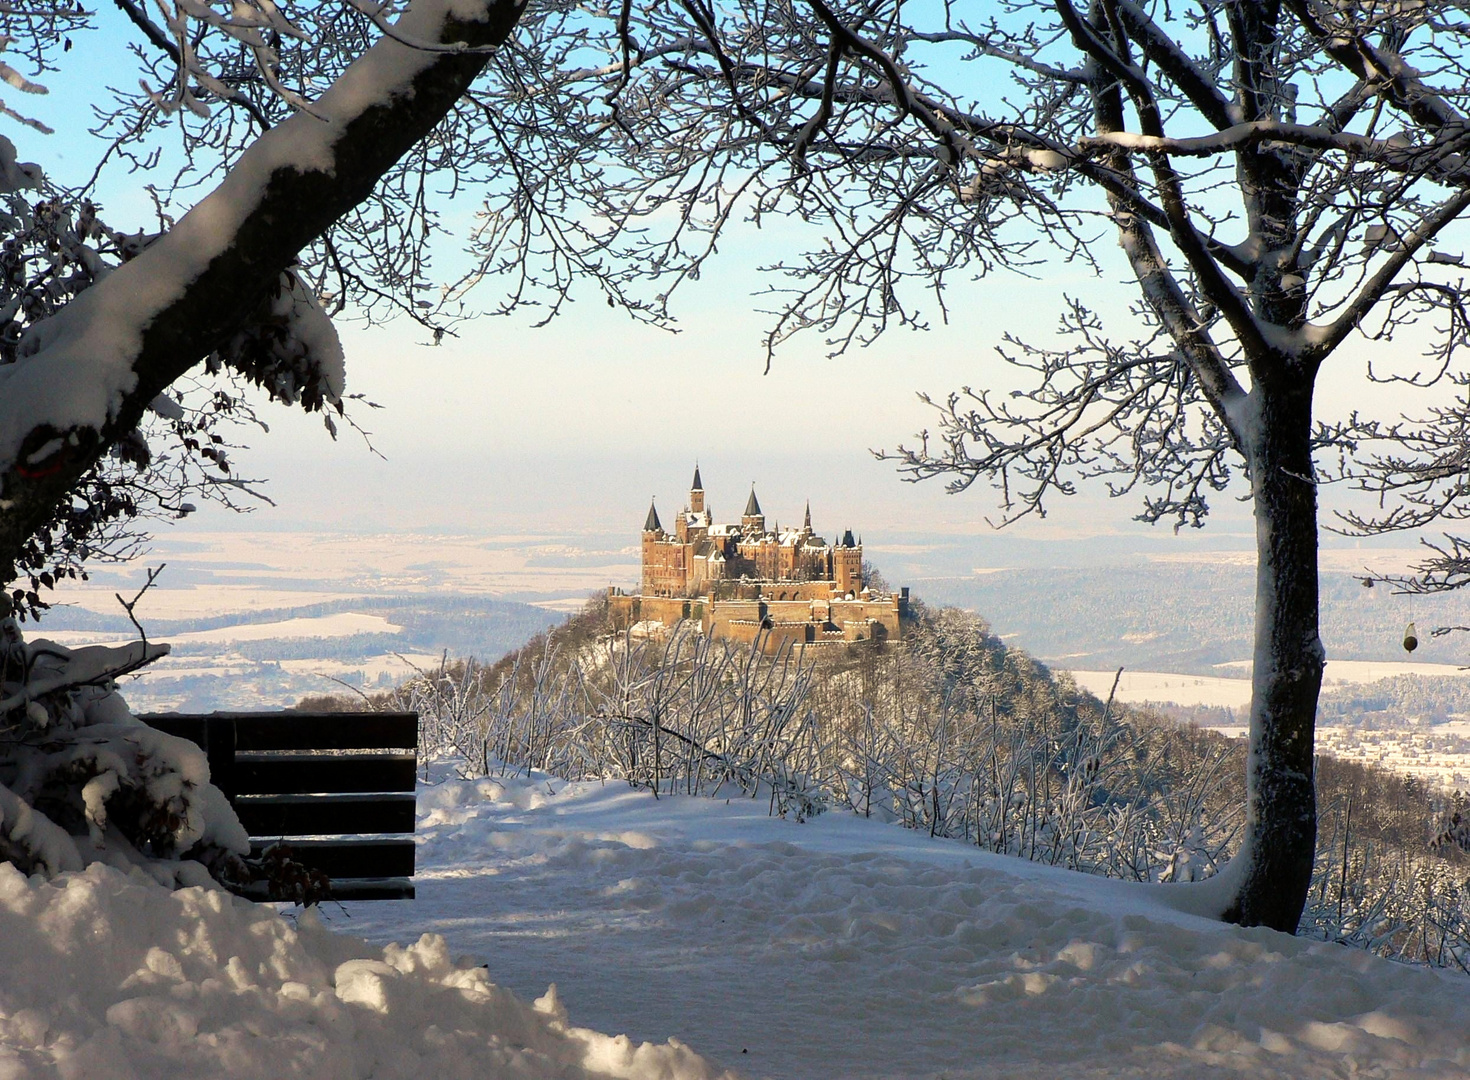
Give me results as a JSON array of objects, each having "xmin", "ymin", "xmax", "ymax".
[
  {"xmin": 803, "ymin": 500, "xmax": 813, "ymax": 534},
  {"xmin": 741, "ymin": 486, "xmax": 766, "ymax": 533},
  {"xmin": 690, "ymin": 464, "xmax": 705, "ymax": 515},
  {"xmin": 644, "ymin": 500, "xmax": 663, "ymax": 534}
]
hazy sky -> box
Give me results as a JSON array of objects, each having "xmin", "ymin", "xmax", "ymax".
[
  {"xmin": 190, "ymin": 259, "xmax": 1259, "ymax": 556},
  {"xmin": 11, "ymin": 12, "xmax": 1460, "ymax": 585}
]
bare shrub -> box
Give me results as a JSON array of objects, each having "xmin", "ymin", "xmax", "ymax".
[{"xmin": 384, "ymin": 596, "xmax": 1470, "ymax": 970}]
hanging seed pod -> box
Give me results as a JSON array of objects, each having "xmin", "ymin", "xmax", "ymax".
[{"xmin": 1404, "ymin": 622, "xmax": 1419, "ymax": 653}]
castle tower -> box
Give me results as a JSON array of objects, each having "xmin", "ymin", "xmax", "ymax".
[
  {"xmin": 833, "ymin": 528, "xmax": 862, "ymax": 594},
  {"xmin": 690, "ymin": 464, "xmax": 705, "ymax": 515},
  {"xmin": 802, "ymin": 500, "xmax": 813, "ymax": 534},
  {"xmin": 741, "ymin": 486, "xmax": 766, "ymax": 533},
  {"xmin": 641, "ymin": 499, "xmax": 664, "ymax": 595}
]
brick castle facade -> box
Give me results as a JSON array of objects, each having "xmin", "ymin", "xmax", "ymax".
[{"xmin": 608, "ymin": 466, "xmax": 908, "ymax": 652}]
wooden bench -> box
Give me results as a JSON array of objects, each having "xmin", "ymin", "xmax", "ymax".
[{"xmin": 140, "ymin": 710, "xmax": 418, "ymax": 901}]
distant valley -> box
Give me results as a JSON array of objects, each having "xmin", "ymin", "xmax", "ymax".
[
  {"xmin": 26, "ymin": 528, "xmax": 1470, "ymax": 748},
  {"xmin": 34, "ymin": 596, "xmax": 559, "ymax": 712},
  {"xmin": 924, "ymin": 557, "xmax": 1470, "ymax": 673}
]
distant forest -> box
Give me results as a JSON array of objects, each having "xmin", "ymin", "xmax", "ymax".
[
  {"xmin": 1316, "ymin": 676, "xmax": 1470, "ymax": 728},
  {"xmin": 928, "ymin": 564, "xmax": 1470, "ymax": 672}
]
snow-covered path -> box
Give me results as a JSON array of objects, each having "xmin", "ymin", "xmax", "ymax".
[{"xmin": 333, "ymin": 769, "xmax": 1470, "ymax": 1080}]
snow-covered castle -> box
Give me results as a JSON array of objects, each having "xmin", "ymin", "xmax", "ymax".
[{"xmin": 607, "ymin": 466, "xmax": 907, "ymax": 652}]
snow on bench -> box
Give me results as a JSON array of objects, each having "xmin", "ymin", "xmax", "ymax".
[{"xmin": 140, "ymin": 710, "xmax": 418, "ymax": 901}]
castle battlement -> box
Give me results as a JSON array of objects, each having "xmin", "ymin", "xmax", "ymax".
[{"xmin": 608, "ymin": 466, "xmax": 908, "ymax": 652}]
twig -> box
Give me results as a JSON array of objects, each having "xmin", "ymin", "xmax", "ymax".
[
  {"xmin": 315, "ymin": 672, "xmax": 376, "ymax": 707},
  {"xmin": 115, "ymin": 563, "xmax": 166, "ymax": 649}
]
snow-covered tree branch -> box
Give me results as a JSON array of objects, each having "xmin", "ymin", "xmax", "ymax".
[
  {"xmin": 0, "ymin": 0, "xmax": 530, "ymax": 595},
  {"xmin": 0, "ymin": 0, "xmax": 535, "ymax": 892}
]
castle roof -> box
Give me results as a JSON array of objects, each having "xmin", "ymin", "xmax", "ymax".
[
  {"xmin": 744, "ymin": 487, "xmax": 763, "ymax": 517},
  {"xmin": 842, "ymin": 528, "xmax": 856, "ymax": 547},
  {"xmin": 803, "ymin": 500, "xmax": 812, "ymax": 530},
  {"xmin": 644, "ymin": 500, "xmax": 662, "ymax": 532},
  {"xmin": 691, "ymin": 463, "xmax": 703, "ymax": 490}
]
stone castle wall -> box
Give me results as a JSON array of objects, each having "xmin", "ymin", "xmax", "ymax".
[{"xmin": 609, "ymin": 588, "xmax": 905, "ymax": 655}]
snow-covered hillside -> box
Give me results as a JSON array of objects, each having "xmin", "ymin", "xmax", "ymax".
[{"xmin": 3, "ymin": 763, "xmax": 1468, "ymax": 1079}]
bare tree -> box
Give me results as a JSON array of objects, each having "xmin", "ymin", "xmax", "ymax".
[{"xmin": 482, "ymin": 0, "xmax": 1470, "ymax": 932}]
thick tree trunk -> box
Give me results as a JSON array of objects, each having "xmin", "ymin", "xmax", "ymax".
[{"xmin": 1222, "ymin": 379, "xmax": 1322, "ymax": 931}]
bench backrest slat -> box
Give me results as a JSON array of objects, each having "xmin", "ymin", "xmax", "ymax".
[
  {"xmin": 233, "ymin": 792, "xmax": 417, "ymax": 836},
  {"xmin": 234, "ymin": 877, "xmax": 413, "ymax": 902},
  {"xmin": 166, "ymin": 711, "xmax": 419, "ymax": 750},
  {"xmin": 232, "ymin": 753, "xmax": 417, "ymax": 796},
  {"xmin": 248, "ymin": 837, "xmax": 415, "ymax": 879}
]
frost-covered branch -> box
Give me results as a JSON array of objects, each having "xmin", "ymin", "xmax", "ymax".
[{"xmin": 883, "ymin": 298, "xmax": 1238, "ymax": 530}]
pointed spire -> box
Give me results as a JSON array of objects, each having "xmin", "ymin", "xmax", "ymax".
[
  {"xmin": 744, "ymin": 485, "xmax": 762, "ymax": 517},
  {"xmin": 803, "ymin": 500, "xmax": 812, "ymax": 530},
  {"xmin": 644, "ymin": 499, "xmax": 662, "ymax": 532},
  {"xmin": 842, "ymin": 528, "xmax": 856, "ymax": 547},
  {"xmin": 689, "ymin": 463, "xmax": 707, "ymax": 515}
]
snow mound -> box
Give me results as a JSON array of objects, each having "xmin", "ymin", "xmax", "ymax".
[{"xmin": 0, "ymin": 861, "xmax": 731, "ymax": 1079}]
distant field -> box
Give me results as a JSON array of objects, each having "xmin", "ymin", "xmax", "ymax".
[
  {"xmin": 926, "ymin": 559, "xmax": 1470, "ymax": 673},
  {"xmin": 1070, "ymin": 660, "xmax": 1470, "ymax": 709},
  {"xmin": 45, "ymin": 529, "xmax": 638, "ymax": 619},
  {"xmin": 1069, "ymin": 662, "xmax": 1470, "ymax": 791},
  {"xmin": 38, "ymin": 612, "xmax": 404, "ymax": 647},
  {"xmin": 1068, "ymin": 670, "xmax": 1254, "ymax": 708},
  {"xmin": 1215, "ymin": 658, "xmax": 1470, "ymax": 683},
  {"xmin": 30, "ymin": 595, "xmax": 558, "ymax": 712}
]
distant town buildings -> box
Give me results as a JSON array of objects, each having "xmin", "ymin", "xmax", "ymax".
[{"xmin": 608, "ymin": 466, "xmax": 908, "ymax": 652}]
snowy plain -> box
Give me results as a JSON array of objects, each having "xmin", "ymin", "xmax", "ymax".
[{"xmin": 3, "ymin": 759, "xmax": 1470, "ymax": 1078}]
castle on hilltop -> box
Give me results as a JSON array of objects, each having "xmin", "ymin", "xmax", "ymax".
[{"xmin": 607, "ymin": 466, "xmax": 908, "ymax": 652}]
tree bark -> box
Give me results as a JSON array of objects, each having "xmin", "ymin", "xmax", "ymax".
[
  {"xmin": 1223, "ymin": 376, "xmax": 1323, "ymax": 931},
  {"xmin": 0, "ymin": 0, "xmax": 528, "ymax": 588}
]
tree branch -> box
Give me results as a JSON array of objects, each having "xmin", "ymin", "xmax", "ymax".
[{"xmin": 0, "ymin": 0, "xmax": 528, "ymax": 586}]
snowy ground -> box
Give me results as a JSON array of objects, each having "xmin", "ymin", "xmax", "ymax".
[
  {"xmin": 4, "ymin": 762, "xmax": 1469, "ymax": 1078},
  {"xmin": 317, "ymin": 766, "xmax": 1470, "ymax": 1080}
]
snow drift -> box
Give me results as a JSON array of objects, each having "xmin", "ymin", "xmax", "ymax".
[{"xmin": 0, "ymin": 860, "xmax": 729, "ymax": 1079}]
